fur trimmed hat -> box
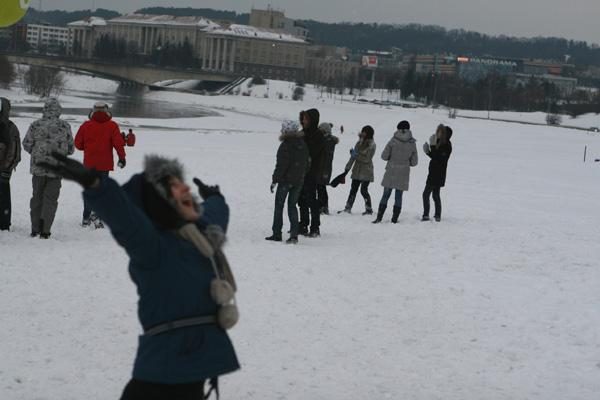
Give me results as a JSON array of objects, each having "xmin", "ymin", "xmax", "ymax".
[
  {"xmin": 140, "ymin": 155, "xmax": 196, "ymax": 230},
  {"xmin": 318, "ymin": 122, "xmax": 333, "ymax": 135},
  {"xmin": 144, "ymin": 154, "xmax": 185, "ymax": 201}
]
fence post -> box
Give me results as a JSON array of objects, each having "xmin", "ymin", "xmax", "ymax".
[{"xmin": 584, "ymin": 145, "xmax": 587, "ymax": 162}]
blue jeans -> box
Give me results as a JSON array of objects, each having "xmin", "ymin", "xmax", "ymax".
[
  {"xmin": 379, "ymin": 187, "xmax": 403, "ymax": 208},
  {"xmin": 272, "ymin": 183, "xmax": 303, "ymax": 237}
]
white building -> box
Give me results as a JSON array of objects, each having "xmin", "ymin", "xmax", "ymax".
[
  {"xmin": 68, "ymin": 14, "xmax": 309, "ymax": 81},
  {"xmin": 26, "ymin": 24, "xmax": 72, "ymax": 52}
]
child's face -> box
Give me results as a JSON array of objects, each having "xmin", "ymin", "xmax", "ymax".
[{"xmin": 169, "ymin": 177, "xmax": 200, "ymax": 221}]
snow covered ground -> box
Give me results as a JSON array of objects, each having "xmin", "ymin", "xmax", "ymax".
[{"xmin": 1, "ymin": 75, "xmax": 600, "ymax": 400}]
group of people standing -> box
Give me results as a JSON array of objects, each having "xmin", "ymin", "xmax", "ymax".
[
  {"xmin": 268, "ymin": 109, "xmax": 453, "ymax": 244},
  {"xmin": 0, "ymin": 97, "xmax": 128, "ymax": 238}
]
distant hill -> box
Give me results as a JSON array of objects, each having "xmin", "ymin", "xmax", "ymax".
[
  {"xmin": 137, "ymin": 7, "xmax": 249, "ymax": 24},
  {"xmin": 19, "ymin": 7, "xmax": 600, "ymax": 66},
  {"xmin": 23, "ymin": 8, "xmax": 120, "ymax": 26}
]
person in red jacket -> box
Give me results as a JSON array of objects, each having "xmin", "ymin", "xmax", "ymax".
[{"xmin": 75, "ymin": 101, "xmax": 126, "ymax": 227}]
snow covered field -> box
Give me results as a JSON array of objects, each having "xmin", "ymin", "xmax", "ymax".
[{"xmin": 1, "ymin": 75, "xmax": 600, "ymax": 400}]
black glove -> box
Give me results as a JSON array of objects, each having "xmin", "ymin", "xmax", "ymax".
[
  {"xmin": 193, "ymin": 177, "xmax": 221, "ymax": 199},
  {"xmin": 270, "ymin": 183, "xmax": 276, "ymax": 193},
  {"xmin": 38, "ymin": 152, "xmax": 100, "ymax": 188},
  {"xmin": 117, "ymin": 159, "xmax": 126, "ymax": 168}
]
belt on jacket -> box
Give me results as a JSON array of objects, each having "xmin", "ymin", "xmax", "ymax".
[{"xmin": 143, "ymin": 315, "xmax": 217, "ymax": 336}]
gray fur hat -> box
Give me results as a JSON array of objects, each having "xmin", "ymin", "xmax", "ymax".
[{"xmin": 143, "ymin": 154, "xmax": 185, "ymax": 201}]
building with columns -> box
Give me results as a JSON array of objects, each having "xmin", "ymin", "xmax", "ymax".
[{"xmin": 68, "ymin": 14, "xmax": 308, "ymax": 81}]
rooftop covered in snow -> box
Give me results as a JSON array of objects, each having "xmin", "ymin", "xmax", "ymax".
[{"xmin": 209, "ymin": 24, "xmax": 307, "ymax": 44}]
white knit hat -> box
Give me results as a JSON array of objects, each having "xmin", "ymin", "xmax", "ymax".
[{"xmin": 281, "ymin": 119, "xmax": 300, "ymax": 134}]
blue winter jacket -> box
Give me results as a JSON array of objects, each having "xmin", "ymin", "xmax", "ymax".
[{"xmin": 84, "ymin": 175, "xmax": 240, "ymax": 384}]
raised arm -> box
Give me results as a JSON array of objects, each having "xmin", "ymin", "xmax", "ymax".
[{"xmin": 84, "ymin": 176, "xmax": 161, "ymax": 268}]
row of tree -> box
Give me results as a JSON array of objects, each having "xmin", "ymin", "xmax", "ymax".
[{"xmin": 91, "ymin": 34, "xmax": 196, "ymax": 68}]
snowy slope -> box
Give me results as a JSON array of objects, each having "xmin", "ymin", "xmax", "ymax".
[{"xmin": 1, "ymin": 75, "xmax": 600, "ymax": 400}]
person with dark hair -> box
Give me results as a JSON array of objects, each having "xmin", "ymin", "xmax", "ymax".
[
  {"xmin": 0, "ymin": 97, "xmax": 21, "ymax": 231},
  {"xmin": 74, "ymin": 101, "xmax": 126, "ymax": 228},
  {"xmin": 373, "ymin": 120, "xmax": 418, "ymax": 224},
  {"xmin": 267, "ymin": 120, "xmax": 310, "ymax": 244},
  {"xmin": 22, "ymin": 98, "xmax": 74, "ymax": 238},
  {"xmin": 340, "ymin": 125, "xmax": 376, "ymax": 215},
  {"xmin": 298, "ymin": 108, "xmax": 326, "ymax": 237},
  {"xmin": 317, "ymin": 122, "xmax": 338, "ymax": 215},
  {"xmin": 422, "ymin": 125, "xmax": 453, "ymax": 222},
  {"xmin": 40, "ymin": 152, "xmax": 240, "ymax": 400}
]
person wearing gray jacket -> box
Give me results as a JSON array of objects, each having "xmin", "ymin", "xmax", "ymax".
[
  {"xmin": 22, "ymin": 98, "xmax": 74, "ymax": 238},
  {"xmin": 341, "ymin": 125, "xmax": 376, "ymax": 215},
  {"xmin": 0, "ymin": 97, "xmax": 21, "ymax": 231},
  {"xmin": 373, "ymin": 120, "xmax": 418, "ymax": 224}
]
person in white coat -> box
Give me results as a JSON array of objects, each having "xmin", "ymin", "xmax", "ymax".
[{"xmin": 373, "ymin": 120, "xmax": 418, "ymax": 224}]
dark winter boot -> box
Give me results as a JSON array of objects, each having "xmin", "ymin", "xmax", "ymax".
[
  {"xmin": 299, "ymin": 225, "xmax": 309, "ymax": 236},
  {"xmin": 372, "ymin": 205, "xmax": 386, "ymax": 224},
  {"xmin": 265, "ymin": 234, "xmax": 282, "ymax": 242},
  {"xmin": 308, "ymin": 227, "xmax": 320, "ymax": 238},
  {"xmin": 342, "ymin": 193, "xmax": 356, "ymax": 214},
  {"xmin": 434, "ymin": 216, "xmax": 441, "ymax": 222},
  {"xmin": 362, "ymin": 198, "xmax": 373, "ymax": 215},
  {"xmin": 391, "ymin": 206, "xmax": 401, "ymax": 223},
  {"xmin": 40, "ymin": 232, "xmax": 51, "ymax": 239},
  {"xmin": 286, "ymin": 236, "xmax": 298, "ymax": 245},
  {"xmin": 421, "ymin": 215, "xmax": 430, "ymax": 221}
]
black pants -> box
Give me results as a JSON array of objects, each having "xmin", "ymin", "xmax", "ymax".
[
  {"xmin": 317, "ymin": 184, "xmax": 328, "ymax": 211},
  {"xmin": 298, "ymin": 177, "xmax": 320, "ymax": 231},
  {"xmin": 0, "ymin": 171, "xmax": 12, "ymax": 230},
  {"xmin": 345, "ymin": 180, "xmax": 371, "ymax": 211},
  {"xmin": 422, "ymin": 185, "xmax": 442, "ymax": 218},
  {"xmin": 120, "ymin": 378, "xmax": 206, "ymax": 400},
  {"xmin": 82, "ymin": 171, "xmax": 109, "ymax": 219}
]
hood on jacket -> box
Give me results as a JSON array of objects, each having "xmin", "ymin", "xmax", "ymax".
[
  {"xmin": 0, "ymin": 97, "xmax": 11, "ymax": 123},
  {"xmin": 303, "ymin": 108, "xmax": 320, "ymax": 132},
  {"xmin": 393, "ymin": 129, "xmax": 415, "ymax": 143},
  {"xmin": 42, "ymin": 98, "xmax": 62, "ymax": 119}
]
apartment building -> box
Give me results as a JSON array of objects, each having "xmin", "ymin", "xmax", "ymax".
[{"xmin": 26, "ymin": 24, "xmax": 72, "ymax": 52}]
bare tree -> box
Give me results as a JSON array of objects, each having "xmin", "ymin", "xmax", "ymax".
[{"xmin": 23, "ymin": 66, "xmax": 65, "ymax": 98}]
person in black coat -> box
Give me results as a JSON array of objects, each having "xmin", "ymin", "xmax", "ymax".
[
  {"xmin": 298, "ymin": 108, "xmax": 326, "ymax": 237},
  {"xmin": 422, "ymin": 124, "xmax": 453, "ymax": 221},
  {"xmin": 317, "ymin": 122, "xmax": 338, "ymax": 215},
  {"xmin": 267, "ymin": 120, "xmax": 310, "ymax": 244}
]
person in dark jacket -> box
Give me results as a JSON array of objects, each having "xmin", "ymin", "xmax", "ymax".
[
  {"xmin": 0, "ymin": 97, "xmax": 21, "ymax": 231},
  {"xmin": 422, "ymin": 125, "xmax": 453, "ymax": 221},
  {"xmin": 74, "ymin": 101, "xmax": 126, "ymax": 228},
  {"xmin": 341, "ymin": 125, "xmax": 376, "ymax": 215},
  {"xmin": 22, "ymin": 98, "xmax": 74, "ymax": 238},
  {"xmin": 317, "ymin": 122, "xmax": 338, "ymax": 215},
  {"xmin": 266, "ymin": 120, "xmax": 310, "ymax": 244},
  {"xmin": 41, "ymin": 152, "xmax": 240, "ymax": 400},
  {"xmin": 298, "ymin": 108, "xmax": 326, "ymax": 237}
]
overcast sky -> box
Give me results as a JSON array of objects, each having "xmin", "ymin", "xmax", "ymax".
[{"xmin": 43, "ymin": 0, "xmax": 600, "ymax": 44}]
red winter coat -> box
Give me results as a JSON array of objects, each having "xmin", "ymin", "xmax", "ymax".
[{"xmin": 75, "ymin": 112, "xmax": 126, "ymax": 171}]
